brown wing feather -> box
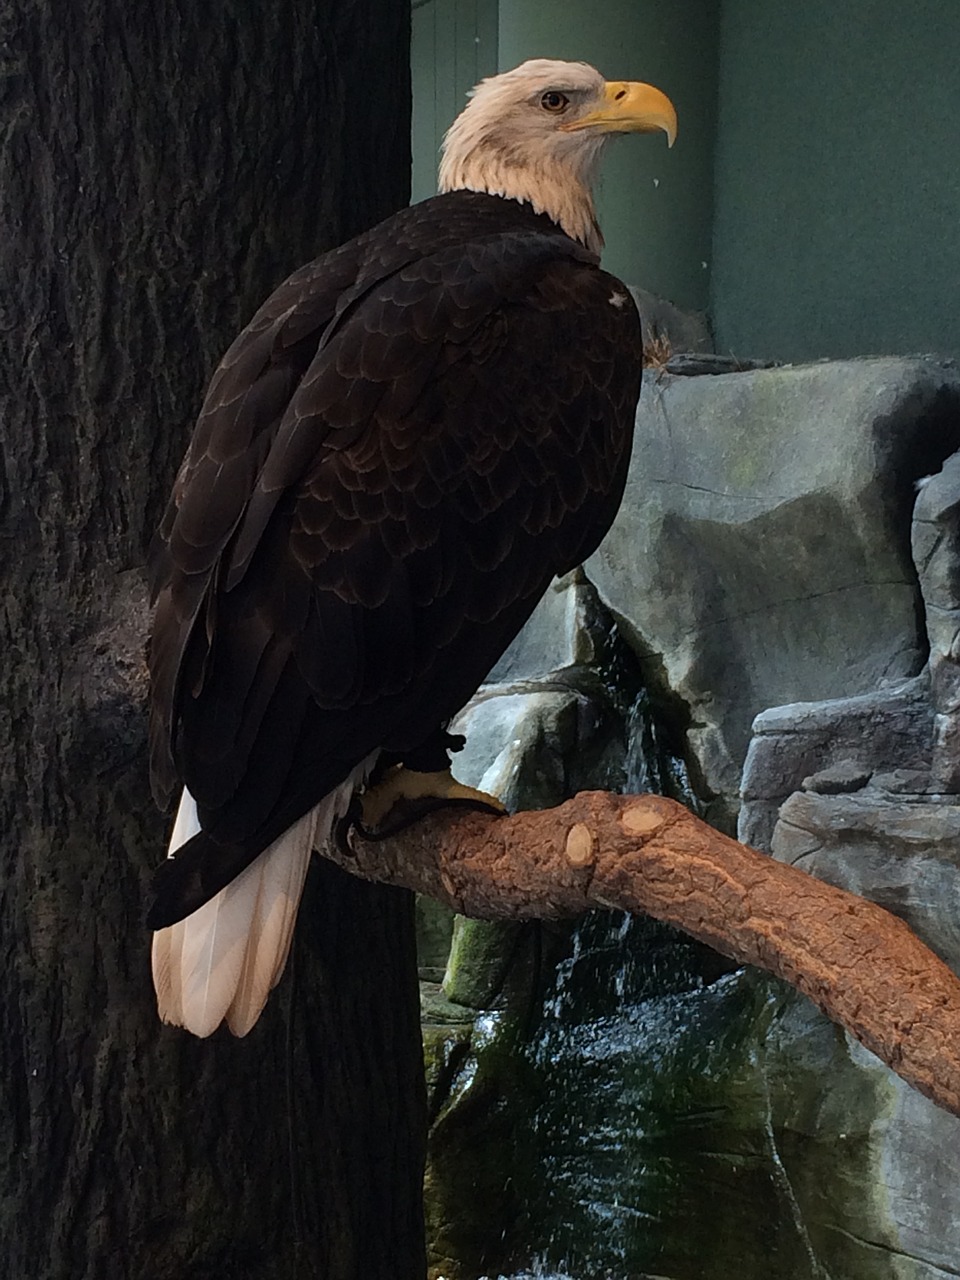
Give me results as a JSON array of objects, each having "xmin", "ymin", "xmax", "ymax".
[{"xmin": 148, "ymin": 192, "xmax": 640, "ymax": 927}]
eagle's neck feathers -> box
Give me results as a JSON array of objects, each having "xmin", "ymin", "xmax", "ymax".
[{"xmin": 438, "ymin": 127, "xmax": 607, "ymax": 252}]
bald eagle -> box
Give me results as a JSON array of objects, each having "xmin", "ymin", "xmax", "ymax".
[{"xmin": 147, "ymin": 59, "xmax": 677, "ymax": 1036}]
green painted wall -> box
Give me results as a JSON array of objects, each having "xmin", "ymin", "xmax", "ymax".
[
  {"xmin": 712, "ymin": 1, "xmax": 960, "ymax": 361},
  {"xmin": 412, "ymin": 0, "xmax": 719, "ymax": 310},
  {"xmin": 411, "ymin": 0, "xmax": 499, "ymax": 203}
]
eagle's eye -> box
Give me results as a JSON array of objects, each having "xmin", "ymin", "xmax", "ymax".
[{"xmin": 540, "ymin": 90, "xmax": 569, "ymax": 113}]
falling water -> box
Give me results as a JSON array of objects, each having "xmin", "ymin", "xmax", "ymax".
[{"xmin": 427, "ymin": 680, "xmax": 892, "ymax": 1280}]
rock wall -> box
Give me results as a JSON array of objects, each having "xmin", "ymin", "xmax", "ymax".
[
  {"xmin": 589, "ymin": 358, "xmax": 960, "ymax": 825},
  {"xmin": 422, "ymin": 357, "xmax": 960, "ymax": 1280}
]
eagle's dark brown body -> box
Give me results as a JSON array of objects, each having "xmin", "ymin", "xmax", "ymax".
[{"xmin": 147, "ymin": 190, "xmax": 641, "ymax": 929}]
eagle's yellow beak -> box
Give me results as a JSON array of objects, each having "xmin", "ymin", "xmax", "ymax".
[{"xmin": 562, "ymin": 80, "xmax": 678, "ymax": 147}]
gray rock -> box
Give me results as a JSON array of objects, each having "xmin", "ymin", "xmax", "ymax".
[
  {"xmin": 589, "ymin": 358, "xmax": 960, "ymax": 819},
  {"xmin": 772, "ymin": 786, "xmax": 960, "ymax": 973},
  {"xmin": 428, "ymin": 359, "xmax": 960, "ymax": 1278},
  {"xmin": 442, "ymin": 916, "xmax": 521, "ymax": 1008},
  {"xmin": 739, "ymin": 675, "xmax": 933, "ymax": 851},
  {"xmin": 913, "ymin": 450, "xmax": 960, "ymax": 791},
  {"xmin": 450, "ymin": 683, "xmax": 624, "ymax": 814},
  {"xmin": 440, "ymin": 648, "xmax": 632, "ymax": 1019},
  {"xmin": 873, "ymin": 767, "xmax": 937, "ymax": 794},
  {"xmin": 732, "ymin": 489, "xmax": 960, "ymax": 1270},
  {"xmin": 432, "ymin": 581, "xmax": 647, "ymax": 1019},
  {"xmin": 415, "ymin": 896, "xmax": 456, "ymax": 982},
  {"xmin": 866, "ymin": 1046, "xmax": 960, "ymax": 1278},
  {"xmin": 771, "ymin": 987, "xmax": 960, "ymax": 1279},
  {"xmin": 628, "ymin": 285, "xmax": 713, "ymax": 356},
  {"xmin": 485, "ymin": 569, "xmax": 608, "ymax": 685},
  {"xmin": 663, "ymin": 352, "xmax": 779, "ymax": 376},
  {"xmin": 450, "ymin": 689, "xmax": 579, "ymax": 812},
  {"xmin": 800, "ymin": 759, "xmax": 872, "ymax": 794}
]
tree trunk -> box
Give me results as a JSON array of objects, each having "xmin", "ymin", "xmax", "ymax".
[{"xmin": 0, "ymin": 3, "xmax": 425, "ymax": 1277}]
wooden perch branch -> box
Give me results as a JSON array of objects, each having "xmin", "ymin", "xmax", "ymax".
[{"xmin": 327, "ymin": 791, "xmax": 960, "ymax": 1118}]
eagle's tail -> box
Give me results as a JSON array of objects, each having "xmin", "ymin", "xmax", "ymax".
[{"xmin": 151, "ymin": 760, "xmax": 373, "ymax": 1038}]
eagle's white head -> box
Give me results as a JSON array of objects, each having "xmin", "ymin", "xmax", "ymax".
[{"xmin": 438, "ymin": 58, "xmax": 677, "ymax": 253}]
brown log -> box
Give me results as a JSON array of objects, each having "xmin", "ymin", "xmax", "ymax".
[{"xmin": 329, "ymin": 790, "xmax": 960, "ymax": 1119}]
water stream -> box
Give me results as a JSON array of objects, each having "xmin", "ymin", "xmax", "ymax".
[{"xmin": 427, "ymin": 685, "xmax": 921, "ymax": 1280}]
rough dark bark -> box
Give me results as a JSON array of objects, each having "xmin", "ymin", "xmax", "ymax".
[
  {"xmin": 0, "ymin": 3, "xmax": 425, "ymax": 1278},
  {"xmin": 334, "ymin": 793, "xmax": 960, "ymax": 1120}
]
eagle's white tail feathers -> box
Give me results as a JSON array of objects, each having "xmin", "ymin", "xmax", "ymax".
[
  {"xmin": 151, "ymin": 757, "xmax": 375, "ymax": 1038},
  {"xmin": 222, "ymin": 814, "xmax": 315, "ymax": 1037}
]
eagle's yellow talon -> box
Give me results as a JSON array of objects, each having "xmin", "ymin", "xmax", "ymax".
[{"xmin": 360, "ymin": 765, "xmax": 505, "ymax": 831}]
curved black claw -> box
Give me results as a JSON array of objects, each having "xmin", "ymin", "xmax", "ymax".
[{"xmin": 353, "ymin": 792, "xmax": 507, "ymax": 842}]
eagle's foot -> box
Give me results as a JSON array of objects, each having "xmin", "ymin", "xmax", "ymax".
[{"xmin": 357, "ymin": 765, "xmax": 506, "ymax": 839}]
